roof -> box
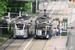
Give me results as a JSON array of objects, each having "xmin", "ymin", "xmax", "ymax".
[{"xmin": 18, "ymin": 15, "xmax": 31, "ymax": 20}]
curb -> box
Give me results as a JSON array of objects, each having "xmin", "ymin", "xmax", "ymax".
[
  {"xmin": 0, "ymin": 34, "xmax": 13, "ymax": 46},
  {"xmin": 66, "ymin": 31, "xmax": 70, "ymax": 50}
]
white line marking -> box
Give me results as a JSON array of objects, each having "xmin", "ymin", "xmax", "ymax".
[{"xmin": 23, "ymin": 38, "xmax": 33, "ymax": 50}]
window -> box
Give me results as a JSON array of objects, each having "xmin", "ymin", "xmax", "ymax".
[{"xmin": 16, "ymin": 24, "xmax": 23, "ymax": 30}]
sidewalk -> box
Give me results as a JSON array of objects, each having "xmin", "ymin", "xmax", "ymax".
[
  {"xmin": 44, "ymin": 36, "xmax": 67, "ymax": 50},
  {"xmin": 67, "ymin": 29, "xmax": 75, "ymax": 50},
  {"xmin": 48, "ymin": 36, "xmax": 67, "ymax": 50}
]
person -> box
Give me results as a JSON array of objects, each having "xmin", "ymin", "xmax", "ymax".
[
  {"xmin": 55, "ymin": 27, "xmax": 60, "ymax": 36},
  {"xmin": 57, "ymin": 25, "xmax": 59, "ymax": 29},
  {"xmin": 57, "ymin": 25, "xmax": 60, "ymax": 34}
]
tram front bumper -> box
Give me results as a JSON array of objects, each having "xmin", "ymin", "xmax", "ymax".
[
  {"xmin": 15, "ymin": 35, "xmax": 26, "ymax": 38},
  {"xmin": 35, "ymin": 35, "xmax": 49, "ymax": 38}
]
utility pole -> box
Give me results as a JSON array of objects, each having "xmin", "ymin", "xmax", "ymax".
[{"xmin": 37, "ymin": 1, "xmax": 39, "ymax": 10}]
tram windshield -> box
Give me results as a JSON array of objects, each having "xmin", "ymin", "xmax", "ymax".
[
  {"xmin": 16, "ymin": 24, "xmax": 23, "ymax": 30},
  {"xmin": 36, "ymin": 24, "xmax": 46, "ymax": 29}
]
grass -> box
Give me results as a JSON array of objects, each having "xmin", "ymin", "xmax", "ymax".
[
  {"xmin": 54, "ymin": 0, "xmax": 56, "ymax": 1},
  {"xmin": 0, "ymin": 38, "xmax": 5, "ymax": 43},
  {"xmin": 0, "ymin": 31, "xmax": 13, "ymax": 43},
  {"xmin": 0, "ymin": 26, "xmax": 13, "ymax": 43},
  {"xmin": 2, "ymin": 34, "xmax": 10, "ymax": 38}
]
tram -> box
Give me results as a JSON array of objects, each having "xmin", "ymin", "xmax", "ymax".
[
  {"xmin": 35, "ymin": 16, "xmax": 53, "ymax": 38},
  {"xmin": 13, "ymin": 16, "xmax": 32, "ymax": 38}
]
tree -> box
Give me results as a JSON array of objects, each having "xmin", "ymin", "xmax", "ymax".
[
  {"xmin": 7, "ymin": 0, "xmax": 32, "ymax": 13},
  {"xmin": 0, "ymin": 0, "xmax": 7, "ymax": 17},
  {"xmin": 0, "ymin": 0, "xmax": 7, "ymax": 37}
]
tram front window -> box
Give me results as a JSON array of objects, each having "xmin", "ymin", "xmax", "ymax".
[{"xmin": 16, "ymin": 24, "xmax": 23, "ymax": 30}]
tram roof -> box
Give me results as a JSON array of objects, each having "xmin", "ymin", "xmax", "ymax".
[
  {"xmin": 37, "ymin": 16, "xmax": 51, "ymax": 20},
  {"xmin": 17, "ymin": 15, "xmax": 31, "ymax": 20}
]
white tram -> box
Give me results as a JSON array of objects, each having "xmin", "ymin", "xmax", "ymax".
[{"xmin": 13, "ymin": 16, "xmax": 32, "ymax": 38}]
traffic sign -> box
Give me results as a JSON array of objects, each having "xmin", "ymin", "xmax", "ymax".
[{"xmin": 59, "ymin": 17, "xmax": 63, "ymax": 21}]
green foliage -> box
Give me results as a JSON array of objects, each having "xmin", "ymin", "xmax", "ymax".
[
  {"xmin": 2, "ymin": 34, "xmax": 10, "ymax": 38},
  {"xmin": 0, "ymin": 0, "xmax": 7, "ymax": 17},
  {"xmin": 24, "ymin": 1, "xmax": 32, "ymax": 12},
  {"xmin": 7, "ymin": 0, "xmax": 32, "ymax": 12},
  {"xmin": 0, "ymin": 38, "xmax": 5, "ymax": 43}
]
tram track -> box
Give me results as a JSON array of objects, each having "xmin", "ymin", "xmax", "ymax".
[
  {"xmin": 26, "ymin": 38, "xmax": 48, "ymax": 50},
  {"xmin": 16, "ymin": 39, "xmax": 26, "ymax": 50},
  {"xmin": 42, "ymin": 39, "xmax": 48, "ymax": 50},
  {"xmin": 0, "ymin": 33, "xmax": 34, "ymax": 50},
  {"xmin": 29, "ymin": 39, "xmax": 37, "ymax": 50},
  {"xmin": 6, "ymin": 34, "xmax": 35, "ymax": 50},
  {"xmin": 28, "ymin": 38, "xmax": 48, "ymax": 50},
  {"xmin": 0, "ymin": 39, "xmax": 15, "ymax": 50},
  {"xmin": 4, "ymin": 39, "xmax": 15, "ymax": 50},
  {"xmin": 4, "ymin": 39, "xmax": 26, "ymax": 50}
]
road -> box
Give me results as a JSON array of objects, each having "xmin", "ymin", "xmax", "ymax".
[{"xmin": 0, "ymin": 0, "xmax": 69, "ymax": 50}]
